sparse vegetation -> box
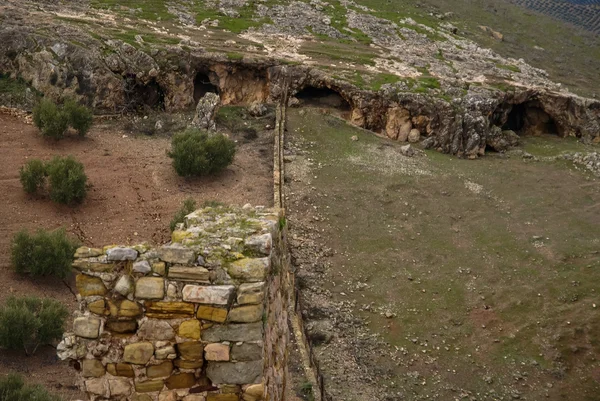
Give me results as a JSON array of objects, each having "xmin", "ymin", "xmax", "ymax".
[
  {"xmin": 496, "ymin": 63, "xmax": 522, "ymax": 73},
  {"xmin": 32, "ymin": 99, "xmax": 93, "ymax": 139},
  {"xmin": 168, "ymin": 129, "xmax": 236, "ymax": 177},
  {"xmin": 11, "ymin": 228, "xmax": 79, "ymax": 278},
  {"xmin": 19, "ymin": 159, "xmax": 47, "ymax": 194},
  {"xmin": 0, "ymin": 296, "xmax": 69, "ymax": 355},
  {"xmin": 63, "ymin": 99, "xmax": 93, "ymax": 136},
  {"xmin": 0, "ymin": 373, "xmax": 63, "ymax": 401},
  {"xmin": 45, "ymin": 156, "xmax": 88, "ymax": 204},
  {"xmin": 170, "ymin": 198, "xmax": 197, "ymax": 231}
]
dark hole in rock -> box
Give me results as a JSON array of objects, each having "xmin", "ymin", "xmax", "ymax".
[
  {"xmin": 295, "ymin": 86, "xmax": 350, "ymax": 110},
  {"xmin": 124, "ymin": 74, "xmax": 165, "ymax": 112},
  {"xmin": 193, "ymin": 72, "xmax": 219, "ymax": 104},
  {"xmin": 502, "ymin": 102, "xmax": 560, "ymax": 136}
]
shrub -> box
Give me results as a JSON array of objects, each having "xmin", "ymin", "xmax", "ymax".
[
  {"xmin": 168, "ymin": 129, "xmax": 236, "ymax": 177},
  {"xmin": 19, "ymin": 159, "xmax": 46, "ymax": 194},
  {"xmin": 32, "ymin": 99, "xmax": 58, "ymax": 131},
  {"xmin": 0, "ymin": 297, "xmax": 68, "ymax": 355},
  {"xmin": 11, "ymin": 228, "xmax": 79, "ymax": 278},
  {"xmin": 170, "ymin": 198, "xmax": 197, "ymax": 232},
  {"xmin": 45, "ymin": 156, "xmax": 87, "ymax": 204},
  {"xmin": 63, "ymin": 99, "xmax": 93, "ymax": 137}
]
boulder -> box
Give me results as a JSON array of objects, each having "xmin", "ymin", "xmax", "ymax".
[{"xmin": 191, "ymin": 92, "xmax": 220, "ymax": 130}]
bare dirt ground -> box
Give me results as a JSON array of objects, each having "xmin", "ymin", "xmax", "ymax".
[
  {"xmin": 0, "ymin": 111, "xmax": 272, "ymax": 399},
  {"xmin": 285, "ymin": 108, "xmax": 600, "ymax": 401}
]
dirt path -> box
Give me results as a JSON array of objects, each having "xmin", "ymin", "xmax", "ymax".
[{"xmin": 0, "ymin": 112, "xmax": 272, "ymax": 398}]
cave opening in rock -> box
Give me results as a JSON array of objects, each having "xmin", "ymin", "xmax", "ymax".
[
  {"xmin": 124, "ymin": 74, "xmax": 165, "ymax": 112},
  {"xmin": 295, "ymin": 86, "xmax": 351, "ymax": 110},
  {"xmin": 502, "ymin": 102, "xmax": 560, "ymax": 136},
  {"xmin": 193, "ymin": 72, "xmax": 219, "ymax": 104}
]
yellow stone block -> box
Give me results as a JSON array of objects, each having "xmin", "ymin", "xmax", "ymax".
[
  {"xmin": 178, "ymin": 319, "xmax": 201, "ymax": 339},
  {"xmin": 146, "ymin": 302, "xmax": 195, "ymax": 319},
  {"xmin": 76, "ymin": 274, "xmax": 107, "ymax": 297},
  {"xmin": 197, "ymin": 305, "xmax": 228, "ymax": 323}
]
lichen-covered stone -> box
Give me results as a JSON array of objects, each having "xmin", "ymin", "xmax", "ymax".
[
  {"xmin": 88, "ymin": 299, "xmax": 108, "ymax": 315},
  {"xmin": 107, "ymin": 247, "xmax": 138, "ymax": 261},
  {"xmin": 177, "ymin": 341, "xmax": 204, "ymax": 361},
  {"xmin": 202, "ymin": 323, "xmax": 262, "ymax": 342},
  {"xmin": 133, "ymin": 260, "xmax": 152, "ymax": 274},
  {"xmin": 231, "ymin": 343, "xmax": 262, "ymax": 362},
  {"xmin": 237, "ymin": 282, "xmax": 265, "ymax": 305},
  {"xmin": 228, "ymin": 304, "xmax": 263, "ymax": 323},
  {"xmin": 204, "ymin": 343, "xmax": 230, "ymax": 361},
  {"xmin": 106, "ymin": 363, "xmax": 135, "ymax": 377},
  {"xmin": 147, "ymin": 361, "xmax": 174, "ymax": 378},
  {"xmin": 155, "ymin": 345, "xmax": 177, "ymax": 360},
  {"xmin": 152, "ymin": 262, "xmax": 166, "ymax": 276},
  {"xmin": 178, "ymin": 319, "xmax": 201, "ymax": 339},
  {"xmin": 145, "ymin": 301, "xmax": 195, "ymax": 318},
  {"xmin": 197, "ymin": 305, "xmax": 228, "ymax": 323},
  {"xmin": 244, "ymin": 233, "xmax": 272, "ymax": 256},
  {"xmin": 114, "ymin": 275, "xmax": 134, "ymax": 296},
  {"xmin": 168, "ymin": 266, "xmax": 210, "ymax": 282},
  {"xmin": 227, "ymin": 258, "xmax": 269, "ymax": 282},
  {"xmin": 108, "ymin": 378, "xmax": 132, "ymax": 397},
  {"xmin": 75, "ymin": 247, "xmax": 104, "ymax": 258},
  {"xmin": 165, "ymin": 373, "xmax": 196, "ymax": 390},
  {"xmin": 206, "ymin": 361, "xmax": 263, "ymax": 385},
  {"xmin": 158, "ymin": 245, "xmax": 196, "ymax": 265},
  {"xmin": 106, "ymin": 319, "xmax": 137, "ymax": 333},
  {"xmin": 135, "ymin": 379, "xmax": 165, "ymax": 393},
  {"xmin": 138, "ymin": 320, "xmax": 175, "ymax": 341},
  {"xmin": 76, "ymin": 274, "xmax": 107, "ymax": 297},
  {"xmin": 73, "ymin": 316, "xmax": 101, "ymax": 339},
  {"xmin": 182, "ymin": 285, "xmax": 234, "ymax": 305},
  {"xmin": 119, "ymin": 299, "xmax": 143, "ymax": 318},
  {"xmin": 123, "ymin": 342, "xmax": 154, "ymax": 365},
  {"xmin": 174, "ymin": 359, "xmax": 204, "ymax": 369},
  {"xmin": 135, "ymin": 277, "xmax": 165, "ymax": 299},
  {"xmin": 72, "ymin": 259, "xmax": 115, "ymax": 273},
  {"xmin": 85, "ymin": 377, "xmax": 109, "ymax": 397},
  {"xmin": 82, "ymin": 359, "xmax": 105, "ymax": 377}
]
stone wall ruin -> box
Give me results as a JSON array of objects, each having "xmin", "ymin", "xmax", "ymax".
[{"xmin": 57, "ymin": 205, "xmax": 289, "ymax": 401}]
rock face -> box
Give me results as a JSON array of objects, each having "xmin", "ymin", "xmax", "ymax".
[
  {"xmin": 191, "ymin": 92, "xmax": 220, "ymax": 130},
  {"xmin": 57, "ymin": 205, "xmax": 290, "ymax": 401}
]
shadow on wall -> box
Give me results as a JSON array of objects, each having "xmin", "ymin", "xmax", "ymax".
[
  {"xmin": 500, "ymin": 101, "xmax": 561, "ymax": 136},
  {"xmin": 295, "ymin": 86, "xmax": 351, "ymax": 111},
  {"xmin": 123, "ymin": 74, "xmax": 165, "ymax": 112}
]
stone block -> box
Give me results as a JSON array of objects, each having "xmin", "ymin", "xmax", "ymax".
[
  {"xmin": 108, "ymin": 378, "xmax": 132, "ymax": 397},
  {"xmin": 135, "ymin": 277, "xmax": 165, "ymax": 299},
  {"xmin": 159, "ymin": 390, "xmax": 178, "ymax": 401},
  {"xmin": 206, "ymin": 361, "xmax": 263, "ymax": 385},
  {"xmin": 207, "ymin": 394, "xmax": 239, "ymax": 401},
  {"xmin": 75, "ymin": 247, "xmax": 104, "ymax": 258},
  {"xmin": 165, "ymin": 373, "xmax": 196, "ymax": 389},
  {"xmin": 228, "ymin": 304, "xmax": 263, "ymax": 323},
  {"xmin": 174, "ymin": 359, "xmax": 204, "ymax": 369},
  {"xmin": 179, "ymin": 319, "xmax": 201, "ymax": 339},
  {"xmin": 123, "ymin": 342, "xmax": 154, "ymax": 365},
  {"xmin": 132, "ymin": 395, "xmax": 154, "ymax": 401},
  {"xmin": 231, "ymin": 343, "xmax": 262, "ymax": 362},
  {"xmin": 204, "ymin": 343, "xmax": 230, "ymax": 361},
  {"xmin": 145, "ymin": 301, "xmax": 195, "ymax": 318},
  {"xmin": 106, "ymin": 363, "xmax": 135, "ymax": 377},
  {"xmin": 138, "ymin": 320, "xmax": 175, "ymax": 341},
  {"xmin": 72, "ymin": 259, "xmax": 115, "ymax": 273},
  {"xmin": 114, "ymin": 275, "xmax": 134, "ymax": 296},
  {"xmin": 106, "ymin": 319, "xmax": 137, "ymax": 334},
  {"xmin": 221, "ymin": 385, "xmax": 241, "ymax": 394},
  {"xmin": 82, "ymin": 359, "xmax": 105, "ymax": 377},
  {"xmin": 85, "ymin": 377, "xmax": 109, "ymax": 398},
  {"xmin": 147, "ymin": 361, "xmax": 174, "ymax": 378},
  {"xmin": 158, "ymin": 245, "xmax": 196, "ymax": 265},
  {"xmin": 177, "ymin": 341, "xmax": 204, "ymax": 361},
  {"xmin": 107, "ymin": 247, "xmax": 138, "ymax": 261},
  {"xmin": 73, "ymin": 316, "xmax": 101, "ymax": 339},
  {"xmin": 88, "ymin": 299, "xmax": 108, "ymax": 315},
  {"xmin": 243, "ymin": 383, "xmax": 264, "ymax": 401},
  {"xmin": 155, "ymin": 345, "xmax": 177, "ymax": 360},
  {"xmin": 133, "ymin": 260, "xmax": 152, "ymax": 274},
  {"xmin": 197, "ymin": 306, "xmax": 228, "ymax": 323},
  {"xmin": 76, "ymin": 274, "xmax": 107, "ymax": 297},
  {"xmin": 119, "ymin": 300, "xmax": 143, "ymax": 318},
  {"xmin": 244, "ymin": 233, "xmax": 272, "ymax": 256},
  {"xmin": 227, "ymin": 258, "xmax": 269, "ymax": 282},
  {"xmin": 168, "ymin": 266, "xmax": 210, "ymax": 282},
  {"xmin": 153, "ymin": 262, "xmax": 166, "ymax": 276},
  {"xmin": 183, "ymin": 395, "xmax": 207, "ymax": 401},
  {"xmin": 182, "ymin": 285, "xmax": 235, "ymax": 305},
  {"xmin": 202, "ymin": 323, "xmax": 263, "ymax": 342},
  {"xmin": 236, "ymin": 282, "xmax": 265, "ymax": 305},
  {"xmin": 135, "ymin": 379, "xmax": 165, "ymax": 393}
]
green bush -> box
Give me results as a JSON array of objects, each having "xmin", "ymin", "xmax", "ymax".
[
  {"xmin": 19, "ymin": 159, "xmax": 46, "ymax": 194},
  {"xmin": 45, "ymin": 156, "xmax": 87, "ymax": 204},
  {"xmin": 170, "ymin": 198, "xmax": 197, "ymax": 231},
  {"xmin": 11, "ymin": 228, "xmax": 79, "ymax": 278},
  {"xmin": 32, "ymin": 98, "xmax": 93, "ymax": 139},
  {"xmin": 168, "ymin": 129, "xmax": 236, "ymax": 177},
  {"xmin": 63, "ymin": 99, "xmax": 93, "ymax": 137},
  {"xmin": 0, "ymin": 297, "xmax": 68, "ymax": 355}
]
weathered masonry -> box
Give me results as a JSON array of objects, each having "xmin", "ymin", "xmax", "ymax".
[{"xmin": 57, "ymin": 205, "xmax": 290, "ymax": 401}]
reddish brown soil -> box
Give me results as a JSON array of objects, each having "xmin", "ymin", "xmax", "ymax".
[{"xmin": 0, "ymin": 113, "xmax": 273, "ymax": 398}]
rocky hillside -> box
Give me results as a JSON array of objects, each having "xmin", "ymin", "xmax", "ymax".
[{"xmin": 0, "ymin": 0, "xmax": 599, "ymax": 158}]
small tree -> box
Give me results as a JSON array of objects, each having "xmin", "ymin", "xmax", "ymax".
[
  {"xmin": 0, "ymin": 296, "xmax": 68, "ymax": 355},
  {"xmin": 45, "ymin": 156, "xmax": 87, "ymax": 204},
  {"xmin": 19, "ymin": 159, "xmax": 46, "ymax": 194},
  {"xmin": 11, "ymin": 228, "xmax": 79, "ymax": 278},
  {"xmin": 170, "ymin": 198, "xmax": 197, "ymax": 231},
  {"xmin": 63, "ymin": 98, "xmax": 93, "ymax": 137},
  {"xmin": 168, "ymin": 129, "xmax": 236, "ymax": 177}
]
